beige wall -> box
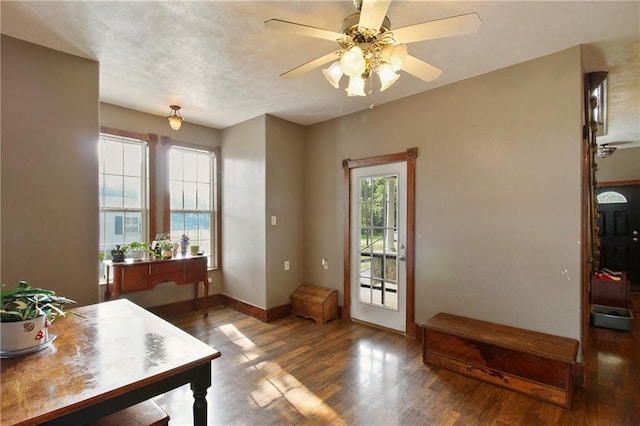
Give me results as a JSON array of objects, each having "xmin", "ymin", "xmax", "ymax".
[
  {"xmin": 99, "ymin": 103, "xmax": 222, "ymax": 307},
  {"xmin": 221, "ymin": 115, "xmax": 267, "ymax": 308},
  {"xmin": 596, "ymin": 146, "xmax": 640, "ymax": 182},
  {"xmin": 220, "ymin": 115, "xmax": 306, "ymax": 310},
  {"xmin": 265, "ymin": 115, "xmax": 306, "ymax": 308},
  {"xmin": 1, "ymin": 36, "xmax": 99, "ymax": 306},
  {"xmin": 304, "ymin": 47, "xmax": 583, "ymax": 341}
]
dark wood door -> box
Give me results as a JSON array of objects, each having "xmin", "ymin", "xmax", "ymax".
[{"xmin": 597, "ymin": 185, "xmax": 640, "ymax": 285}]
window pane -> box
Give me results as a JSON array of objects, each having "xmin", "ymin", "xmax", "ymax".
[
  {"xmin": 184, "ymin": 182, "xmax": 197, "ymax": 210},
  {"xmin": 170, "ymin": 212, "xmax": 185, "ymax": 241},
  {"xmin": 104, "ymin": 175, "xmax": 123, "ymax": 208},
  {"xmin": 183, "ymin": 152, "xmax": 197, "ymax": 182},
  {"xmin": 123, "ymin": 176, "xmax": 141, "ymax": 208},
  {"xmin": 197, "ymin": 213, "xmax": 210, "ymax": 238},
  {"xmin": 124, "ymin": 212, "xmax": 142, "ymax": 241},
  {"xmin": 123, "ymin": 143, "xmax": 142, "ymax": 177},
  {"xmin": 170, "ymin": 150, "xmax": 183, "ymax": 181},
  {"xmin": 197, "ymin": 183, "xmax": 210, "ymax": 210},
  {"xmin": 170, "ymin": 181, "xmax": 183, "ymax": 209},
  {"xmin": 103, "ymin": 140, "xmax": 123, "ymax": 175},
  {"xmin": 197, "ymin": 156, "xmax": 210, "ymax": 183},
  {"xmin": 105, "ymin": 212, "xmax": 125, "ymax": 245}
]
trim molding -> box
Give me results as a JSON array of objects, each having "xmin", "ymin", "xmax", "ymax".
[
  {"xmin": 597, "ymin": 179, "xmax": 640, "ymax": 187},
  {"xmin": 147, "ymin": 293, "xmax": 292, "ymax": 323}
]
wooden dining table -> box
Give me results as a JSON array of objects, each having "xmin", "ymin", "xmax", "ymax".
[{"xmin": 0, "ymin": 299, "xmax": 220, "ymax": 425}]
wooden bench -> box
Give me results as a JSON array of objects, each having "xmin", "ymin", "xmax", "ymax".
[
  {"xmin": 87, "ymin": 399, "xmax": 169, "ymax": 426},
  {"xmin": 420, "ymin": 313, "xmax": 579, "ymax": 408}
]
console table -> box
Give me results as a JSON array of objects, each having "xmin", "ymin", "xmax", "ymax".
[{"xmin": 105, "ymin": 255, "xmax": 209, "ymax": 316}]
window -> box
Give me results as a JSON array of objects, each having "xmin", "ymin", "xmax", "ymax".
[
  {"xmin": 597, "ymin": 191, "xmax": 628, "ymax": 204},
  {"xmin": 169, "ymin": 146, "xmax": 217, "ymax": 267},
  {"xmin": 98, "ymin": 133, "xmax": 148, "ymax": 278}
]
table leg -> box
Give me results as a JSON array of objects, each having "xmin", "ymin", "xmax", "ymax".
[
  {"xmin": 191, "ymin": 363, "xmax": 212, "ymax": 426},
  {"xmin": 202, "ymin": 279, "xmax": 209, "ymax": 317}
]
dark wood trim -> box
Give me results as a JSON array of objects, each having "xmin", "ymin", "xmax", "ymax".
[
  {"xmin": 100, "ymin": 126, "xmax": 152, "ymax": 142},
  {"xmin": 159, "ymin": 137, "xmax": 172, "ymax": 234},
  {"xmin": 265, "ymin": 303, "xmax": 292, "ymax": 322},
  {"xmin": 148, "ymin": 134, "xmax": 158, "ymax": 239},
  {"xmin": 147, "ymin": 293, "xmax": 225, "ymax": 318},
  {"xmin": 406, "ymin": 152, "xmax": 416, "ymax": 338},
  {"xmin": 597, "ymin": 179, "xmax": 640, "ymax": 187},
  {"xmin": 342, "ymin": 163, "xmax": 351, "ymax": 321},
  {"xmin": 574, "ymin": 363, "xmax": 585, "ymax": 387},
  {"xmin": 342, "ymin": 147, "xmax": 418, "ymax": 337},
  {"xmin": 213, "ymin": 147, "xmax": 222, "ymax": 269}
]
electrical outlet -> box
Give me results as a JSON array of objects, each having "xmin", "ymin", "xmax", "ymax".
[
  {"xmin": 284, "ymin": 260, "xmax": 290, "ymax": 270},
  {"xmin": 271, "ymin": 216, "xmax": 277, "ymax": 226},
  {"xmin": 322, "ymin": 259, "xmax": 329, "ymax": 269}
]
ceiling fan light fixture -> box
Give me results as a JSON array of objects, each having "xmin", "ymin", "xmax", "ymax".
[
  {"xmin": 167, "ymin": 105, "xmax": 183, "ymax": 130},
  {"xmin": 322, "ymin": 61, "xmax": 344, "ymax": 89},
  {"xmin": 341, "ymin": 46, "xmax": 366, "ymax": 77},
  {"xmin": 346, "ymin": 76, "xmax": 366, "ymax": 97},
  {"xmin": 378, "ymin": 63, "xmax": 400, "ymax": 91},
  {"xmin": 596, "ymin": 144, "xmax": 616, "ymax": 158},
  {"xmin": 380, "ymin": 43, "xmax": 407, "ymax": 72}
]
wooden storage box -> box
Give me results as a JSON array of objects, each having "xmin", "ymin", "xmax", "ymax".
[
  {"xmin": 291, "ymin": 285, "xmax": 338, "ymax": 324},
  {"xmin": 591, "ymin": 273, "xmax": 629, "ymax": 308},
  {"xmin": 421, "ymin": 313, "xmax": 579, "ymax": 409}
]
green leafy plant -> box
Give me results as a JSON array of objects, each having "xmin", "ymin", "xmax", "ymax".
[
  {"xmin": 122, "ymin": 241, "xmax": 153, "ymax": 259},
  {"xmin": 0, "ymin": 281, "xmax": 77, "ymax": 323},
  {"xmin": 157, "ymin": 240, "xmax": 177, "ymax": 251}
]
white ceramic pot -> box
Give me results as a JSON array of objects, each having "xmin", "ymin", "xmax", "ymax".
[{"xmin": 0, "ymin": 316, "xmax": 48, "ymax": 352}]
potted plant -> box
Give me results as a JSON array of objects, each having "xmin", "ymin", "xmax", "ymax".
[
  {"xmin": 157, "ymin": 240, "xmax": 177, "ymax": 259},
  {"xmin": 1, "ymin": 280, "xmax": 77, "ymax": 354},
  {"xmin": 123, "ymin": 241, "xmax": 151, "ymax": 260}
]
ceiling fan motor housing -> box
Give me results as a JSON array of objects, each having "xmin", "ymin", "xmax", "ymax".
[{"xmin": 340, "ymin": 12, "xmax": 391, "ymax": 42}]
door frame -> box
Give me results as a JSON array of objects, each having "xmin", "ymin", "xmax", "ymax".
[{"xmin": 342, "ymin": 147, "xmax": 417, "ymax": 338}]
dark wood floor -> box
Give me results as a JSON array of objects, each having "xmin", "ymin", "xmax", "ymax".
[{"xmin": 154, "ymin": 294, "xmax": 640, "ymax": 425}]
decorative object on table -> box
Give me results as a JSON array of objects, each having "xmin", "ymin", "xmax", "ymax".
[
  {"xmin": 123, "ymin": 241, "xmax": 151, "ymax": 261},
  {"xmin": 0, "ymin": 280, "xmax": 76, "ymax": 356},
  {"xmin": 190, "ymin": 244, "xmax": 200, "ymax": 255},
  {"xmin": 111, "ymin": 245, "xmax": 126, "ymax": 263},
  {"xmin": 157, "ymin": 240, "xmax": 176, "ymax": 259},
  {"xmin": 180, "ymin": 234, "xmax": 189, "ymax": 256}
]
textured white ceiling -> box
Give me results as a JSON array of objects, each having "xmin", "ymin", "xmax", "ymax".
[{"xmin": 1, "ymin": 1, "xmax": 638, "ymax": 148}]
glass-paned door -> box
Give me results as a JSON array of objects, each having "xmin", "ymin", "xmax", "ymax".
[{"xmin": 351, "ymin": 162, "xmax": 406, "ymax": 332}]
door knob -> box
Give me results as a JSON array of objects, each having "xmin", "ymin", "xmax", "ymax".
[
  {"xmin": 397, "ymin": 255, "xmax": 406, "ymax": 261},
  {"xmin": 634, "ymin": 238, "xmax": 639, "ymax": 243},
  {"xmin": 633, "ymin": 230, "xmax": 639, "ymax": 236}
]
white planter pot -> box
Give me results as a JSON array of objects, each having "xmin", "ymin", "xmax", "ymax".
[{"xmin": 0, "ymin": 316, "xmax": 48, "ymax": 352}]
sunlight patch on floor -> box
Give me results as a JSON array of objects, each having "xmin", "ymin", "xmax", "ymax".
[{"xmin": 219, "ymin": 323, "xmax": 344, "ymax": 424}]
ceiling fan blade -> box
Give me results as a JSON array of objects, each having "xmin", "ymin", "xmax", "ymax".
[
  {"xmin": 280, "ymin": 51, "xmax": 340, "ymax": 79},
  {"xmin": 401, "ymin": 55, "xmax": 442, "ymax": 82},
  {"xmin": 265, "ymin": 19, "xmax": 343, "ymax": 42},
  {"xmin": 392, "ymin": 13, "xmax": 481, "ymax": 44},
  {"xmin": 358, "ymin": 0, "xmax": 392, "ymax": 32}
]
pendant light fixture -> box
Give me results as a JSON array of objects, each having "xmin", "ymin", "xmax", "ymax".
[{"xmin": 167, "ymin": 105, "xmax": 183, "ymax": 130}]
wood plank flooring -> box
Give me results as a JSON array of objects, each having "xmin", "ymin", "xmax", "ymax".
[{"xmin": 154, "ymin": 294, "xmax": 640, "ymax": 425}]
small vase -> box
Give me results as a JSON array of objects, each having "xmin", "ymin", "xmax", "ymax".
[{"xmin": 161, "ymin": 249, "xmax": 173, "ymax": 259}]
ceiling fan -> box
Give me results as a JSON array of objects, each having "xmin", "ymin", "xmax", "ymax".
[{"xmin": 265, "ymin": 0, "xmax": 481, "ymax": 97}]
